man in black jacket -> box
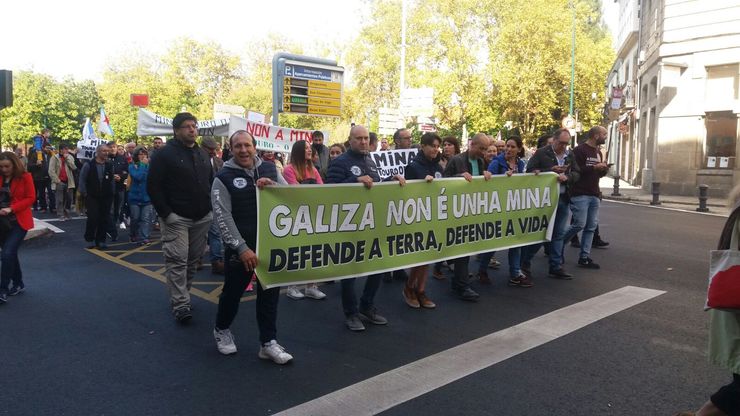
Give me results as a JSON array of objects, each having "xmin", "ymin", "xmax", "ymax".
[
  {"xmin": 28, "ymin": 143, "xmax": 55, "ymax": 213},
  {"xmin": 107, "ymin": 143, "xmax": 129, "ymax": 241},
  {"xmin": 147, "ymin": 113, "xmax": 213, "ymax": 324},
  {"xmin": 326, "ymin": 125, "xmax": 405, "ymax": 331},
  {"xmin": 78, "ymin": 145, "xmax": 115, "ymax": 249},
  {"xmin": 524, "ymin": 129, "xmax": 580, "ymax": 279}
]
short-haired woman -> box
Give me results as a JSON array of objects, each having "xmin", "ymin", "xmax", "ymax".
[
  {"xmin": 487, "ymin": 136, "xmax": 532, "ymax": 288},
  {"xmin": 128, "ymin": 147, "xmax": 153, "ymax": 245}
]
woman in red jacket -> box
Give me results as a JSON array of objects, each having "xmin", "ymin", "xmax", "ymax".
[{"xmin": 0, "ymin": 151, "xmax": 35, "ymax": 303}]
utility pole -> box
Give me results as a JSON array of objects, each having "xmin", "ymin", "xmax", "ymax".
[{"xmin": 569, "ymin": 0, "xmax": 576, "ymax": 116}]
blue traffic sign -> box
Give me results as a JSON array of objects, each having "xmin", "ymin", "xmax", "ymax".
[{"xmin": 284, "ymin": 64, "xmax": 334, "ymax": 82}]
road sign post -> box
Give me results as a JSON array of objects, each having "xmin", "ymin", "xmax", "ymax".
[{"xmin": 272, "ymin": 53, "xmax": 344, "ymax": 126}]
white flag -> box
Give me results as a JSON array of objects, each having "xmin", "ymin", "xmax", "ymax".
[{"xmin": 83, "ymin": 117, "xmax": 97, "ymax": 141}]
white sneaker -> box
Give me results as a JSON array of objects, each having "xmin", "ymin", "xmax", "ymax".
[
  {"xmin": 213, "ymin": 328, "xmax": 237, "ymax": 355},
  {"xmin": 286, "ymin": 286, "xmax": 305, "ymax": 300},
  {"xmin": 258, "ymin": 340, "xmax": 293, "ymax": 364},
  {"xmin": 304, "ymin": 284, "xmax": 326, "ymax": 300}
]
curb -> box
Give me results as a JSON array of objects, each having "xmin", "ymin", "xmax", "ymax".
[{"xmin": 603, "ymin": 194, "xmax": 725, "ymax": 208}]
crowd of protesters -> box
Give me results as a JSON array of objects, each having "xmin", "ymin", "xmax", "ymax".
[{"xmin": 2, "ymin": 115, "xmax": 615, "ymax": 368}]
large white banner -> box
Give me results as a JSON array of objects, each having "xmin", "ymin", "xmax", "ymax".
[
  {"xmin": 370, "ymin": 148, "xmax": 418, "ymax": 179},
  {"xmin": 228, "ymin": 116, "xmax": 317, "ymax": 153},
  {"xmin": 136, "ymin": 109, "xmax": 321, "ymax": 153},
  {"xmin": 136, "ymin": 109, "xmax": 231, "ymax": 137}
]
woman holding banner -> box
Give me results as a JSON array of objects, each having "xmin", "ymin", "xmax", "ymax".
[
  {"xmin": 487, "ymin": 136, "xmax": 532, "ymax": 288},
  {"xmin": 329, "ymin": 143, "xmax": 345, "ymax": 162},
  {"xmin": 282, "ymin": 140, "xmax": 327, "ymax": 301},
  {"xmin": 439, "ymin": 136, "xmax": 460, "ymax": 171},
  {"xmin": 402, "ymin": 133, "xmax": 443, "ymax": 309},
  {"xmin": 432, "ymin": 136, "xmax": 461, "ymax": 279}
]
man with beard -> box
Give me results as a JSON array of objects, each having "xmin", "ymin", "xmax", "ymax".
[
  {"xmin": 148, "ymin": 113, "xmax": 213, "ymax": 324},
  {"xmin": 311, "ymin": 130, "xmax": 329, "ymax": 180},
  {"xmin": 552, "ymin": 126, "xmax": 608, "ymax": 271}
]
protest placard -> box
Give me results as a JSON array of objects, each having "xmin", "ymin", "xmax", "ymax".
[{"xmin": 370, "ymin": 149, "xmax": 418, "ymax": 179}]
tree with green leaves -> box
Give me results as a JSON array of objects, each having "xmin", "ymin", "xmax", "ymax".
[{"xmin": 0, "ymin": 71, "xmax": 100, "ymax": 148}]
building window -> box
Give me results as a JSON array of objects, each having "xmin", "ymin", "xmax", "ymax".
[
  {"xmin": 705, "ymin": 64, "xmax": 739, "ymax": 112},
  {"xmin": 705, "ymin": 111, "xmax": 737, "ymax": 169}
]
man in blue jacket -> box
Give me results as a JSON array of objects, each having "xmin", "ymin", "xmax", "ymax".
[{"xmin": 326, "ymin": 125, "xmax": 405, "ymax": 331}]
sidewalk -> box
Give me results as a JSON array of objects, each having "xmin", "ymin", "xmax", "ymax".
[{"xmin": 598, "ymin": 176, "xmax": 730, "ymax": 217}]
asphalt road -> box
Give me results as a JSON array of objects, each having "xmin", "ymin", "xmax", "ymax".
[{"xmin": 0, "ymin": 201, "xmax": 729, "ymax": 416}]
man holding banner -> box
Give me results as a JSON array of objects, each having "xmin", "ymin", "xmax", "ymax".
[
  {"xmin": 326, "ymin": 125, "xmax": 406, "ymax": 332},
  {"xmin": 443, "ymin": 133, "xmax": 492, "ymax": 301},
  {"xmin": 211, "ymin": 130, "xmax": 292, "ymax": 364}
]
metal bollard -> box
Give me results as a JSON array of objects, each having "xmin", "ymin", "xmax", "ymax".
[
  {"xmin": 697, "ymin": 184, "xmax": 709, "ymax": 212},
  {"xmin": 611, "ymin": 175, "xmax": 622, "ymax": 196},
  {"xmin": 650, "ymin": 182, "xmax": 661, "ymax": 205}
]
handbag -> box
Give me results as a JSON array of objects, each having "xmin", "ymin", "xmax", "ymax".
[
  {"xmin": 706, "ymin": 216, "xmax": 740, "ymax": 311},
  {"xmin": 0, "ymin": 185, "xmax": 16, "ymax": 241}
]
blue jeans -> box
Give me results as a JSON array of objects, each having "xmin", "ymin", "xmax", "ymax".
[
  {"xmin": 208, "ymin": 219, "xmax": 223, "ymax": 262},
  {"xmin": 548, "ymin": 196, "xmax": 572, "ymax": 270},
  {"xmin": 0, "ymin": 223, "xmax": 27, "ymax": 293},
  {"xmin": 558, "ymin": 195, "xmax": 599, "ymax": 260},
  {"xmin": 129, "ymin": 203, "xmax": 154, "ymax": 241},
  {"xmin": 341, "ymin": 274, "xmax": 382, "ymax": 316},
  {"xmin": 508, "ymin": 248, "xmax": 522, "ymax": 278}
]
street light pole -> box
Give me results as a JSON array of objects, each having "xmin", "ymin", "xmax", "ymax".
[
  {"xmin": 569, "ymin": 0, "xmax": 576, "ymax": 116},
  {"xmin": 400, "ymin": 0, "xmax": 407, "ymax": 104}
]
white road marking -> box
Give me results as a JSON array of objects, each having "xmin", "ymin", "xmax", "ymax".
[
  {"xmin": 275, "ymin": 286, "xmax": 665, "ymax": 416},
  {"xmin": 31, "ymin": 219, "xmax": 64, "ymax": 234}
]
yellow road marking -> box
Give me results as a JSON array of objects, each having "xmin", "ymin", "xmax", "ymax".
[
  {"xmin": 86, "ymin": 248, "xmax": 220, "ymax": 304},
  {"xmin": 87, "ymin": 245, "xmax": 296, "ymax": 305}
]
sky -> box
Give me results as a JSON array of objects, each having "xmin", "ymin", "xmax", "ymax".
[
  {"xmin": 0, "ymin": 0, "xmax": 366, "ymax": 81},
  {"xmin": 1, "ymin": 0, "xmax": 619, "ymax": 82}
]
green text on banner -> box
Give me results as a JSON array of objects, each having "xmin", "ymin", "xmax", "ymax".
[{"xmin": 256, "ymin": 173, "xmax": 559, "ymax": 288}]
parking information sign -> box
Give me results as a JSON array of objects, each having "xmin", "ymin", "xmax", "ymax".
[{"xmin": 279, "ymin": 59, "xmax": 344, "ymax": 118}]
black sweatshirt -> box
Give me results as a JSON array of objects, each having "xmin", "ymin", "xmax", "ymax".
[{"xmin": 147, "ymin": 138, "xmax": 213, "ymax": 220}]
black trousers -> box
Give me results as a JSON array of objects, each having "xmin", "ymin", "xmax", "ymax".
[
  {"xmin": 33, "ymin": 179, "xmax": 55, "ymax": 210},
  {"xmin": 450, "ymin": 256, "xmax": 471, "ymax": 291},
  {"xmin": 216, "ymin": 249, "xmax": 280, "ymax": 344},
  {"xmin": 85, "ymin": 195, "xmax": 113, "ymax": 243},
  {"xmin": 711, "ymin": 373, "xmax": 740, "ymax": 416},
  {"xmin": 108, "ymin": 190, "xmax": 125, "ymax": 239}
]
